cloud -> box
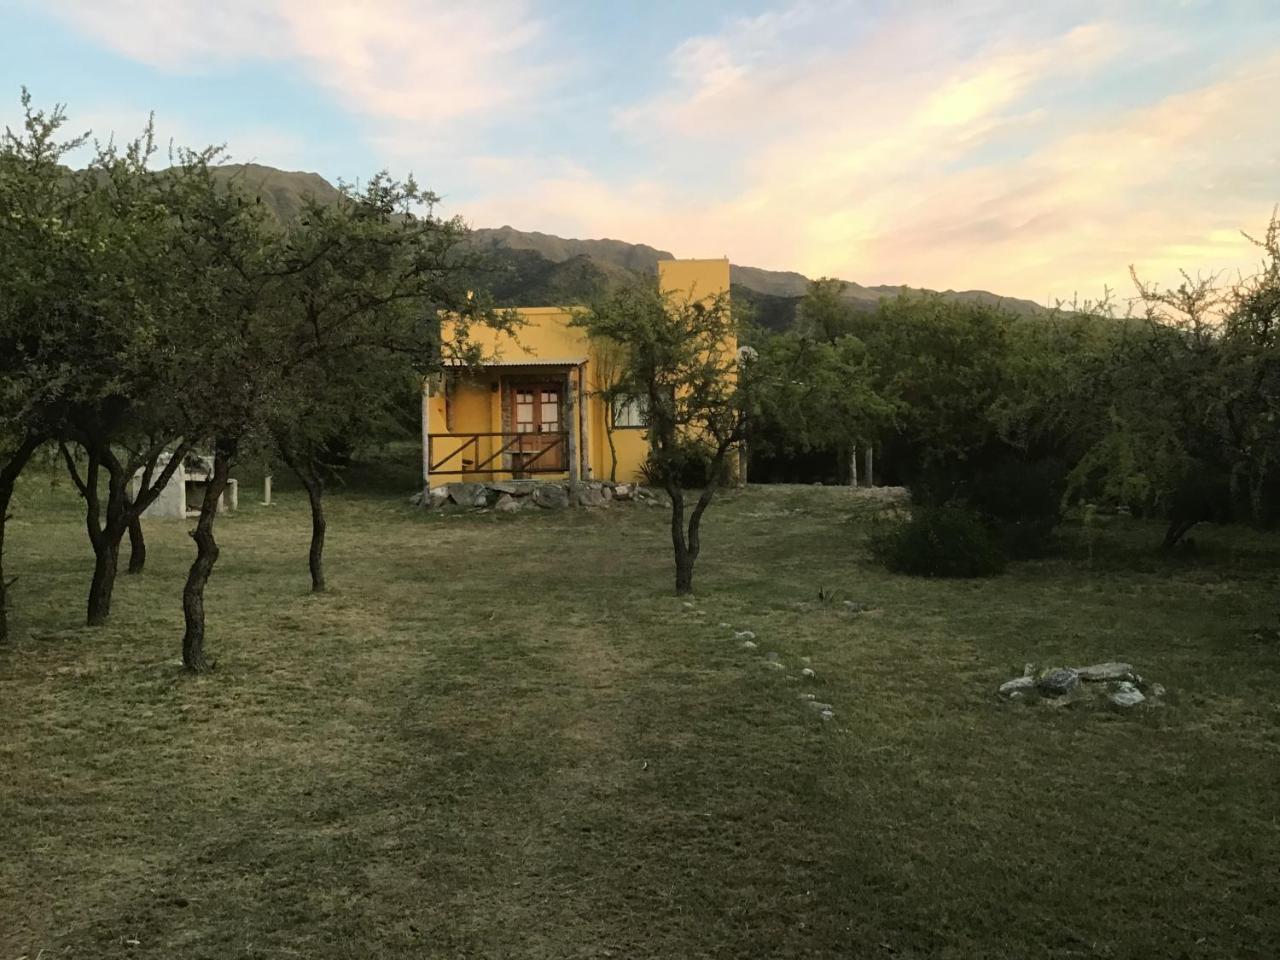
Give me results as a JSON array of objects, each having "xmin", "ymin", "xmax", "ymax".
[
  {"xmin": 28, "ymin": 0, "xmax": 1280, "ymax": 300},
  {"xmin": 40, "ymin": 0, "xmax": 548, "ymax": 124},
  {"xmin": 457, "ymin": 5, "xmax": 1280, "ymax": 303}
]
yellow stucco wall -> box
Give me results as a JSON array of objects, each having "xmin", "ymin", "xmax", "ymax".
[{"xmin": 424, "ymin": 258, "xmax": 731, "ymax": 488}]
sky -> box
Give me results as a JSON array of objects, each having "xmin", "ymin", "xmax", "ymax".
[{"xmin": 2, "ymin": 0, "xmax": 1278, "ymax": 304}]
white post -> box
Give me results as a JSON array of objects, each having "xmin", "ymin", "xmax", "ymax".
[
  {"xmin": 864, "ymin": 445, "xmax": 874, "ymax": 488},
  {"xmin": 849, "ymin": 444, "xmax": 858, "ymax": 488},
  {"xmin": 263, "ymin": 475, "xmax": 272, "ymax": 506}
]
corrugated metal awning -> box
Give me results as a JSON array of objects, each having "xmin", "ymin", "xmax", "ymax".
[{"xmin": 444, "ymin": 357, "xmax": 587, "ymax": 368}]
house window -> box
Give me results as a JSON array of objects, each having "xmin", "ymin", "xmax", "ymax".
[{"xmin": 611, "ymin": 394, "xmax": 649, "ymax": 429}]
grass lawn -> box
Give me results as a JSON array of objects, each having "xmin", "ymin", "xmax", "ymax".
[{"xmin": 2, "ymin": 463, "xmax": 1279, "ymax": 959}]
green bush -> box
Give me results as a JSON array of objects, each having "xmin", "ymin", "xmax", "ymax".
[
  {"xmin": 639, "ymin": 441, "xmax": 732, "ymax": 490},
  {"xmin": 963, "ymin": 457, "xmax": 1067, "ymax": 558},
  {"xmin": 869, "ymin": 506, "xmax": 1007, "ymax": 578}
]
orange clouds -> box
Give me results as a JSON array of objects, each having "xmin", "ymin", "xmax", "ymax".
[{"xmin": 460, "ymin": 11, "xmax": 1280, "ymax": 303}]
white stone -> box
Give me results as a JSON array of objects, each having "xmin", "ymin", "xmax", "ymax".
[
  {"xmin": 1108, "ymin": 681, "xmax": 1146, "ymax": 708},
  {"xmin": 998, "ymin": 676, "xmax": 1036, "ymax": 697},
  {"xmin": 740, "ymin": 640, "xmax": 757, "ymax": 650},
  {"xmin": 733, "ymin": 630, "xmax": 756, "ymax": 641},
  {"xmin": 800, "ymin": 668, "xmax": 815, "ymax": 678},
  {"xmin": 1073, "ymin": 662, "xmax": 1136, "ymax": 682}
]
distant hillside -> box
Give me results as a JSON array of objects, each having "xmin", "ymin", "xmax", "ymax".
[
  {"xmin": 473, "ymin": 224, "xmax": 1045, "ymax": 319},
  {"xmin": 212, "ymin": 163, "xmax": 342, "ymax": 222},
  {"xmin": 471, "ymin": 226, "xmax": 672, "ymax": 275},
  {"xmin": 217, "ymin": 164, "xmax": 1045, "ymax": 323}
]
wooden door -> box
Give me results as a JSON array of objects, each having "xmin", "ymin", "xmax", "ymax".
[{"xmin": 512, "ymin": 382, "xmax": 565, "ymax": 474}]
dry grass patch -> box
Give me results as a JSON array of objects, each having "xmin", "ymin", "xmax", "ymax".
[{"xmin": 2, "ymin": 470, "xmax": 1279, "ymax": 958}]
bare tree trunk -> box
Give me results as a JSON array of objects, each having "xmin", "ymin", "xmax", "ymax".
[
  {"xmin": 669, "ymin": 486, "xmax": 694, "ymax": 595},
  {"xmin": 65, "ymin": 442, "xmax": 186, "ymax": 624},
  {"xmin": 0, "ymin": 434, "xmax": 43, "ymax": 644},
  {"xmin": 86, "ymin": 538, "xmax": 120, "ymax": 627},
  {"xmin": 606, "ymin": 427, "xmax": 618, "ymax": 483},
  {"xmin": 85, "ymin": 451, "xmax": 128, "ymax": 627},
  {"xmin": 280, "ymin": 446, "xmax": 327, "ymax": 593},
  {"xmin": 182, "ymin": 442, "xmax": 234, "ymax": 672},
  {"xmin": 127, "ymin": 512, "xmax": 146, "ymax": 574},
  {"xmin": 302, "ymin": 475, "xmax": 326, "ymax": 593}
]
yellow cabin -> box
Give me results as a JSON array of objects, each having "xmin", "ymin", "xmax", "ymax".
[{"xmin": 422, "ymin": 258, "xmax": 730, "ymax": 489}]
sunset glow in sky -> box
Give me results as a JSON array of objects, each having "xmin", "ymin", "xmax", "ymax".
[{"xmin": 3, "ymin": 0, "xmax": 1278, "ymax": 303}]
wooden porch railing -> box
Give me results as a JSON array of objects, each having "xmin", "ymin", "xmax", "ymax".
[{"xmin": 427, "ymin": 431, "xmax": 569, "ymax": 477}]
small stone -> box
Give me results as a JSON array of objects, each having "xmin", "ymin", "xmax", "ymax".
[
  {"xmin": 682, "ymin": 601, "xmax": 695, "ymax": 610},
  {"xmin": 999, "ymin": 676, "xmax": 1036, "ymax": 697},
  {"xmin": 799, "ymin": 693, "xmax": 816, "ymax": 701},
  {"xmin": 800, "ymin": 667, "xmax": 815, "ymax": 678},
  {"xmin": 1023, "ymin": 662, "xmax": 1035, "ymax": 677},
  {"xmin": 740, "ymin": 640, "xmax": 757, "ymax": 649},
  {"xmin": 423, "ymin": 486, "xmax": 451, "ymax": 509},
  {"xmin": 800, "ymin": 656, "xmax": 812, "ymax": 665},
  {"xmin": 495, "ymin": 493, "xmax": 521, "ymax": 514},
  {"xmin": 1073, "ymin": 662, "xmax": 1135, "ymax": 682},
  {"xmin": 819, "ymin": 709, "xmax": 834, "ymax": 721},
  {"xmin": 1037, "ymin": 667, "xmax": 1080, "ymax": 697},
  {"xmin": 807, "ymin": 701, "xmax": 833, "ymax": 712},
  {"xmin": 1150, "ymin": 683, "xmax": 1166, "ymax": 697},
  {"xmin": 763, "ymin": 661, "xmax": 784, "ymax": 670},
  {"xmin": 733, "ymin": 630, "xmax": 756, "ymax": 641},
  {"xmin": 1108, "ymin": 681, "xmax": 1146, "ymax": 708}
]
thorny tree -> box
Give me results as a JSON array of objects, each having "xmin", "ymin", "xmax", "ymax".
[
  {"xmin": 575, "ymin": 284, "xmax": 749, "ymax": 595},
  {"xmin": 0, "ymin": 93, "xmax": 88, "ymax": 642}
]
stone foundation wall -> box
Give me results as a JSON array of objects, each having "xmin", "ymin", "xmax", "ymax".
[{"xmin": 410, "ymin": 479, "xmax": 666, "ymax": 512}]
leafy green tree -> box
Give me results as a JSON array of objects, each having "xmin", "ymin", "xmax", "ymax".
[
  {"xmin": 1064, "ymin": 271, "xmax": 1229, "ymax": 548},
  {"xmin": 1220, "ymin": 213, "xmax": 1280, "ymax": 526},
  {"xmin": 746, "ymin": 328, "xmax": 889, "ymax": 470},
  {"xmin": 168, "ymin": 158, "xmax": 500, "ymax": 667},
  {"xmin": 574, "ymin": 284, "xmax": 748, "ymax": 595},
  {"xmin": 52, "ymin": 124, "xmax": 212, "ymax": 625},
  {"xmin": 854, "ymin": 294, "xmax": 1017, "ymax": 498},
  {"xmin": 586, "ymin": 336, "xmax": 631, "ymax": 482},
  {"xmin": 795, "ymin": 277, "xmax": 860, "ymax": 344},
  {"xmin": 265, "ymin": 177, "xmax": 497, "ymax": 595},
  {"xmin": 0, "ymin": 92, "xmax": 88, "ymax": 642}
]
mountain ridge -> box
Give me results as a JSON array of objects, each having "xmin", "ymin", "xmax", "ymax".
[{"xmin": 216, "ymin": 164, "xmax": 1046, "ymax": 321}]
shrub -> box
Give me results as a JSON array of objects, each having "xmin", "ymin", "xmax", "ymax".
[
  {"xmin": 869, "ymin": 506, "xmax": 1006, "ymax": 578},
  {"xmin": 964, "ymin": 457, "xmax": 1067, "ymax": 558},
  {"xmin": 639, "ymin": 441, "xmax": 733, "ymax": 490}
]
